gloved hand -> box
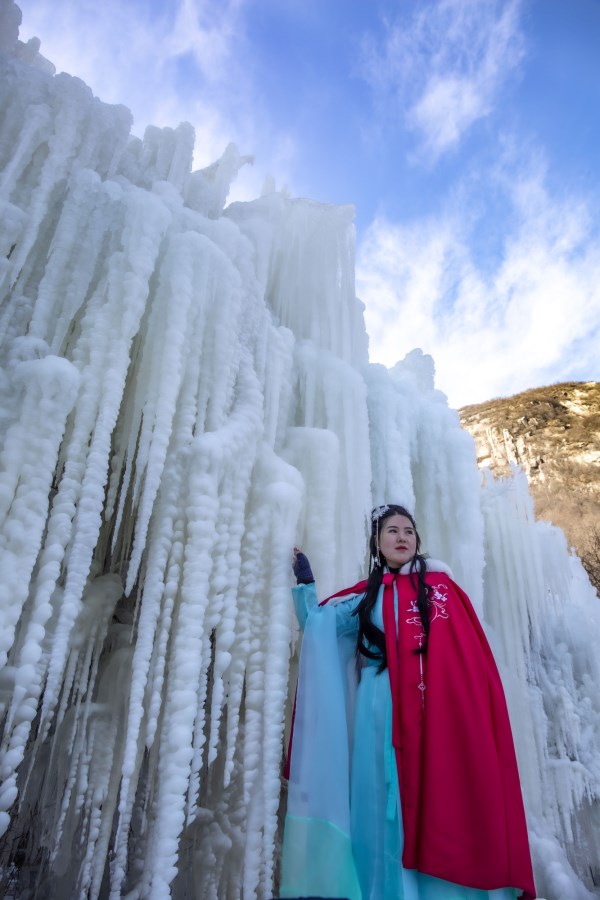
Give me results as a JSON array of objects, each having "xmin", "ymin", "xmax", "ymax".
[{"xmin": 292, "ymin": 548, "xmax": 314, "ymax": 584}]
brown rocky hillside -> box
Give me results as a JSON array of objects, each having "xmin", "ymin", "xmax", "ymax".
[{"xmin": 459, "ymin": 381, "xmax": 600, "ymax": 592}]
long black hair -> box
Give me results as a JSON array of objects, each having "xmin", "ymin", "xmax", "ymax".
[{"xmin": 354, "ymin": 504, "xmax": 431, "ymax": 672}]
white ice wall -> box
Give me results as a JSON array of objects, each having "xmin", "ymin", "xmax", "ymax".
[
  {"xmin": 480, "ymin": 471, "xmax": 600, "ymax": 899},
  {"xmin": 0, "ymin": 5, "xmax": 599, "ymax": 898}
]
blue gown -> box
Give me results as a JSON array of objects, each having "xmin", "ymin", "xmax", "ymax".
[{"xmin": 281, "ymin": 582, "xmax": 518, "ymax": 900}]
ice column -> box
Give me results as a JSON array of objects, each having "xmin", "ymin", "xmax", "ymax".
[{"xmin": 0, "ymin": 20, "xmax": 371, "ymax": 899}]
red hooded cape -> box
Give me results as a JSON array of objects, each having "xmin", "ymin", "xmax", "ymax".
[{"xmin": 323, "ymin": 570, "xmax": 536, "ymax": 900}]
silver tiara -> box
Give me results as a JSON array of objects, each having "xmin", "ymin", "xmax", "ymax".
[{"xmin": 371, "ymin": 504, "xmax": 390, "ymax": 522}]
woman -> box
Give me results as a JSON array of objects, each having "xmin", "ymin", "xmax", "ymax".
[{"xmin": 280, "ymin": 504, "xmax": 535, "ymax": 900}]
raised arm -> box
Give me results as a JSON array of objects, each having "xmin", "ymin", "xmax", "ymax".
[
  {"xmin": 291, "ymin": 548, "xmax": 317, "ymax": 630},
  {"xmin": 291, "ymin": 549, "xmax": 360, "ymax": 636}
]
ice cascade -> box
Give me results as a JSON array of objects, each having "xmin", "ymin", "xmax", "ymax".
[{"xmin": 0, "ymin": 8, "xmax": 599, "ymax": 899}]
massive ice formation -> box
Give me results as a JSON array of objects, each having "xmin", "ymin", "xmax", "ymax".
[{"xmin": 0, "ymin": 5, "xmax": 599, "ymax": 898}]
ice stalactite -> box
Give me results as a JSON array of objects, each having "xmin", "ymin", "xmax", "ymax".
[
  {"xmin": 1, "ymin": 4, "xmax": 599, "ymax": 898},
  {"xmin": 0, "ymin": 12, "xmax": 366, "ymax": 897},
  {"xmin": 481, "ymin": 470, "xmax": 600, "ymax": 900}
]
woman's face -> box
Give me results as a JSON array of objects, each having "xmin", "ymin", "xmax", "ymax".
[{"xmin": 378, "ymin": 514, "xmax": 418, "ymax": 568}]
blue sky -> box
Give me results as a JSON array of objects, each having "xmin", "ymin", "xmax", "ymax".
[{"xmin": 18, "ymin": 0, "xmax": 600, "ymax": 407}]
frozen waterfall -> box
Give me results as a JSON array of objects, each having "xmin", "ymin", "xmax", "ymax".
[{"xmin": 0, "ymin": 5, "xmax": 599, "ymax": 898}]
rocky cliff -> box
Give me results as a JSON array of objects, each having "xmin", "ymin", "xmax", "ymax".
[{"xmin": 459, "ymin": 381, "xmax": 600, "ymax": 590}]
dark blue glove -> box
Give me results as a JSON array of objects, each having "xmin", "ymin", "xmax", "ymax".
[{"xmin": 293, "ymin": 551, "xmax": 314, "ymax": 584}]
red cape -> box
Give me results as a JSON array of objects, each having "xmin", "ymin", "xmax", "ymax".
[{"xmin": 324, "ymin": 571, "xmax": 536, "ymax": 900}]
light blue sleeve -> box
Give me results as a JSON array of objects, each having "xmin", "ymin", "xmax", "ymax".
[
  {"xmin": 291, "ymin": 582, "xmax": 318, "ymax": 630},
  {"xmin": 292, "ymin": 582, "xmax": 360, "ymax": 635},
  {"xmin": 282, "ymin": 600, "xmax": 362, "ymax": 900},
  {"xmin": 331, "ymin": 594, "xmax": 361, "ymax": 636}
]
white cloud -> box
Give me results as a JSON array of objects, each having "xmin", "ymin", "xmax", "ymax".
[
  {"xmin": 165, "ymin": 0, "xmax": 245, "ymax": 83},
  {"xmin": 17, "ymin": 0, "xmax": 297, "ymax": 192},
  {"xmin": 361, "ymin": 0, "xmax": 525, "ymax": 160},
  {"xmin": 18, "ymin": 1, "xmax": 238, "ymax": 155},
  {"xmin": 357, "ymin": 158, "xmax": 600, "ymax": 408}
]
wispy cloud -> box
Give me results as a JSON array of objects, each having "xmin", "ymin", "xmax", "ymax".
[
  {"xmin": 357, "ymin": 153, "xmax": 600, "ymax": 407},
  {"xmin": 19, "ymin": 1, "xmax": 241, "ymax": 150},
  {"xmin": 165, "ymin": 0, "xmax": 246, "ymax": 83},
  {"xmin": 361, "ymin": 0, "xmax": 525, "ymax": 160},
  {"xmin": 18, "ymin": 0, "xmax": 297, "ymax": 197}
]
